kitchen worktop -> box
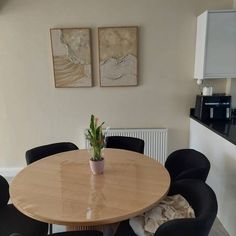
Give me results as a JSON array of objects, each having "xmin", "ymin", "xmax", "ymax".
[{"xmin": 190, "ymin": 110, "xmax": 236, "ymax": 145}]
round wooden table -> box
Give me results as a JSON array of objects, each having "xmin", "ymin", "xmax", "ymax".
[{"xmin": 10, "ymin": 149, "xmax": 170, "ymax": 227}]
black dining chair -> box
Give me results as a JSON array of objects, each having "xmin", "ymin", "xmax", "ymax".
[
  {"xmin": 0, "ymin": 175, "xmax": 48, "ymax": 236},
  {"xmin": 25, "ymin": 142, "xmax": 79, "ymax": 165},
  {"xmin": 9, "ymin": 231, "xmax": 103, "ymax": 236},
  {"xmin": 164, "ymin": 149, "xmax": 210, "ymax": 182},
  {"xmin": 105, "ymin": 136, "xmax": 145, "ymax": 154},
  {"xmin": 114, "ymin": 179, "xmax": 218, "ymax": 236},
  {"xmin": 25, "ymin": 142, "xmax": 79, "ymax": 234}
]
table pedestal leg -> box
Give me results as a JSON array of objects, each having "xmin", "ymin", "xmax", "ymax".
[{"xmin": 66, "ymin": 223, "xmax": 119, "ymax": 236}]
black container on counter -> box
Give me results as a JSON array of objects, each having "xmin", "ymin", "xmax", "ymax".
[{"xmin": 194, "ymin": 95, "xmax": 231, "ymax": 121}]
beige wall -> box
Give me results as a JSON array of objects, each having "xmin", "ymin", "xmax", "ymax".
[
  {"xmin": 232, "ymin": 0, "xmax": 236, "ymax": 106},
  {"xmin": 0, "ymin": 0, "xmax": 233, "ymax": 168},
  {"xmin": 227, "ymin": 0, "xmax": 236, "ymax": 107}
]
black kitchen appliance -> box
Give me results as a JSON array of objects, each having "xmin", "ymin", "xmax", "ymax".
[{"xmin": 194, "ymin": 95, "xmax": 231, "ymax": 120}]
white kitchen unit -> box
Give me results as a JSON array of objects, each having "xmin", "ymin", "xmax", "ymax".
[
  {"xmin": 189, "ymin": 118, "xmax": 236, "ymax": 236},
  {"xmin": 194, "ymin": 10, "xmax": 236, "ymax": 80}
]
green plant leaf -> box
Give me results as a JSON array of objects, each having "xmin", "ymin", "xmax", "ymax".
[
  {"xmin": 87, "ymin": 114, "xmax": 105, "ymax": 161},
  {"xmin": 90, "ymin": 114, "xmax": 95, "ymax": 132}
]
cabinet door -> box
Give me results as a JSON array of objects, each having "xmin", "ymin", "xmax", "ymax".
[{"xmin": 205, "ymin": 12, "xmax": 236, "ymax": 78}]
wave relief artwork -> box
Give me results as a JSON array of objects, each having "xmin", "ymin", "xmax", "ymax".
[
  {"xmin": 50, "ymin": 28, "xmax": 92, "ymax": 87},
  {"xmin": 100, "ymin": 54, "xmax": 137, "ymax": 86},
  {"xmin": 98, "ymin": 27, "xmax": 138, "ymax": 87}
]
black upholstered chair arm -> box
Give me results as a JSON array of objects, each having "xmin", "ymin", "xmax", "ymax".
[
  {"xmin": 9, "ymin": 234, "xmax": 23, "ymax": 236},
  {"xmin": 174, "ymin": 167, "xmax": 208, "ymax": 181},
  {"xmin": 0, "ymin": 175, "xmax": 10, "ymax": 207},
  {"xmin": 164, "ymin": 152, "xmax": 187, "ymax": 179},
  {"xmin": 164, "ymin": 155, "xmax": 181, "ymax": 171},
  {"xmin": 154, "ymin": 218, "xmax": 203, "ymax": 236}
]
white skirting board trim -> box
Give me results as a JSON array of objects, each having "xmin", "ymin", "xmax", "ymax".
[{"xmin": 0, "ymin": 167, "xmax": 23, "ymax": 177}]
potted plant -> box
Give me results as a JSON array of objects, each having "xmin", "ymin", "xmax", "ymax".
[{"xmin": 85, "ymin": 114, "xmax": 105, "ymax": 175}]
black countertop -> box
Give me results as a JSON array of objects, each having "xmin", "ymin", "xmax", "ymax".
[{"xmin": 190, "ymin": 113, "xmax": 236, "ymax": 146}]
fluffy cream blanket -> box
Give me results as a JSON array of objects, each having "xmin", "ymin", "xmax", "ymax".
[{"xmin": 129, "ymin": 194, "xmax": 195, "ymax": 236}]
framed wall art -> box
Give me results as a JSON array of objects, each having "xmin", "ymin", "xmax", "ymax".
[
  {"xmin": 98, "ymin": 26, "xmax": 138, "ymax": 87},
  {"xmin": 50, "ymin": 28, "xmax": 92, "ymax": 87}
]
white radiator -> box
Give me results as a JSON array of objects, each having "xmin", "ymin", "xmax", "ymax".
[{"xmin": 85, "ymin": 128, "xmax": 168, "ymax": 164}]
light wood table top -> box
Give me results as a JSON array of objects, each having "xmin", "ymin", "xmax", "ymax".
[{"xmin": 10, "ymin": 149, "xmax": 170, "ymax": 226}]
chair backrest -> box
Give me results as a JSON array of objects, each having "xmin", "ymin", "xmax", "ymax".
[
  {"xmin": 0, "ymin": 175, "xmax": 10, "ymax": 208},
  {"xmin": 156, "ymin": 179, "xmax": 218, "ymax": 236},
  {"xmin": 165, "ymin": 149, "xmax": 210, "ymax": 182},
  {"xmin": 25, "ymin": 142, "xmax": 79, "ymax": 165},
  {"xmin": 105, "ymin": 136, "xmax": 145, "ymax": 154}
]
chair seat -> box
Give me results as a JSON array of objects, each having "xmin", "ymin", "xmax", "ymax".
[
  {"xmin": 0, "ymin": 204, "xmax": 48, "ymax": 236},
  {"xmin": 114, "ymin": 179, "xmax": 217, "ymax": 236}
]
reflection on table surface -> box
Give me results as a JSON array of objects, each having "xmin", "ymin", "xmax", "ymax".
[{"xmin": 10, "ymin": 149, "xmax": 170, "ymax": 226}]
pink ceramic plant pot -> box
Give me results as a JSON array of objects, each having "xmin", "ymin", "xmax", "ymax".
[{"xmin": 89, "ymin": 158, "xmax": 104, "ymax": 175}]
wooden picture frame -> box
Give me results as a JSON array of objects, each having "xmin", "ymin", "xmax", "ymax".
[
  {"xmin": 50, "ymin": 28, "xmax": 92, "ymax": 88},
  {"xmin": 98, "ymin": 26, "xmax": 138, "ymax": 87}
]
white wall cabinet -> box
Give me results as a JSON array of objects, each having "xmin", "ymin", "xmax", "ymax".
[{"xmin": 194, "ymin": 10, "xmax": 236, "ymax": 80}]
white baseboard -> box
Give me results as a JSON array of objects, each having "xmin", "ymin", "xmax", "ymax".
[{"xmin": 0, "ymin": 167, "xmax": 23, "ymax": 177}]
